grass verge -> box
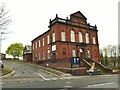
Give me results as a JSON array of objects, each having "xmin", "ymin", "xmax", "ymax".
[{"xmin": 0, "ymin": 64, "xmax": 12, "ymax": 76}]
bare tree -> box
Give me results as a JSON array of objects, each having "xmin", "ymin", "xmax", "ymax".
[
  {"xmin": 0, "ymin": 3, "xmax": 11, "ymax": 60},
  {"xmin": 112, "ymin": 45, "xmax": 118, "ymax": 67},
  {"xmin": 107, "ymin": 45, "xmax": 114, "ymax": 58},
  {"xmin": 103, "ymin": 47, "xmax": 109, "ymax": 66}
]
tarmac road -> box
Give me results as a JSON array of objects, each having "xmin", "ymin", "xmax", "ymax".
[{"xmin": 1, "ymin": 60, "xmax": 119, "ymax": 89}]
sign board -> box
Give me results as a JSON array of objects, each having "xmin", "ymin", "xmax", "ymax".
[
  {"xmin": 52, "ymin": 45, "xmax": 56, "ymax": 51},
  {"xmin": 70, "ymin": 57, "xmax": 81, "ymax": 68},
  {"xmin": 70, "ymin": 57, "xmax": 80, "ymax": 64}
]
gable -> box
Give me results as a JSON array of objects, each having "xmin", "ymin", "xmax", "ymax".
[{"xmin": 70, "ymin": 11, "xmax": 87, "ymax": 20}]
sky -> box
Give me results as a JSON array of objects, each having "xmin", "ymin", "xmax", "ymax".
[{"xmin": 0, "ymin": 0, "xmax": 119, "ymax": 53}]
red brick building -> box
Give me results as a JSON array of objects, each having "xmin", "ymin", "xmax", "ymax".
[
  {"xmin": 23, "ymin": 45, "xmax": 32, "ymax": 62},
  {"xmin": 32, "ymin": 11, "xmax": 100, "ymax": 64}
]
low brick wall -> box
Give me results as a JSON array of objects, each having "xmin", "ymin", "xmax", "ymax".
[{"xmin": 58, "ymin": 67, "xmax": 88, "ymax": 75}]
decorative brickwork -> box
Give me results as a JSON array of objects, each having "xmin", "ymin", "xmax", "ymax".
[{"xmin": 32, "ymin": 11, "xmax": 100, "ymax": 67}]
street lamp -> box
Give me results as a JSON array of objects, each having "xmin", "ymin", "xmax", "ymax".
[
  {"xmin": 0, "ymin": 31, "xmax": 6, "ymax": 60},
  {"xmin": 0, "ymin": 29, "xmax": 2, "ymax": 60}
]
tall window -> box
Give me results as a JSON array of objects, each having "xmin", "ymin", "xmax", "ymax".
[
  {"xmin": 86, "ymin": 33, "xmax": 90, "ymax": 43},
  {"xmin": 52, "ymin": 31, "xmax": 55, "ymax": 42},
  {"xmin": 47, "ymin": 35, "xmax": 50, "ymax": 44},
  {"xmin": 37, "ymin": 52, "xmax": 40, "ymax": 60},
  {"xmin": 93, "ymin": 37, "xmax": 96, "ymax": 44},
  {"xmin": 35, "ymin": 41, "xmax": 37, "ymax": 49},
  {"xmin": 38, "ymin": 39, "xmax": 40, "ymax": 47},
  {"xmin": 42, "ymin": 52, "xmax": 45, "ymax": 60},
  {"xmin": 79, "ymin": 32, "xmax": 83, "ymax": 43},
  {"xmin": 87, "ymin": 49, "xmax": 91, "ymax": 58},
  {"xmin": 61, "ymin": 30, "xmax": 66, "ymax": 41},
  {"xmin": 72, "ymin": 49, "xmax": 76, "ymax": 57},
  {"xmin": 42, "ymin": 38, "xmax": 44, "ymax": 46},
  {"xmin": 70, "ymin": 30, "xmax": 75, "ymax": 42},
  {"xmin": 47, "ymin": 50, "xmax": 50, "ymax": 59}
]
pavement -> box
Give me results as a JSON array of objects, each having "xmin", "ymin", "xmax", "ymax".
[
  {"xmin": 1, "ymin": 60, "xmax": 117, "ymax": 80},
  {"xmin": 1, "ymin": 60, "xmax": 119, "ymax": 88}
]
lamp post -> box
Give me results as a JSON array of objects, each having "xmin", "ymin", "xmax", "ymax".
[
  {"xmin": 0, "ymin": 31, "xmax": 5, "ymax": 60},
  {"xmin": 0, "ymin": 29, "xmax": 2, "ymax": 60}
]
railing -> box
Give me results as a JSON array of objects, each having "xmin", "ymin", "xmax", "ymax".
[
  {"xmin": 50, "ymin": 17, "xmax": 96, "ymax": 30},
  {"xmin": 88, "ymin": 58, "xmax": 113, "ymax": 73},
  {"xmin": 82, "ymin": 59, "xmax": 91, "ymax": 69}
]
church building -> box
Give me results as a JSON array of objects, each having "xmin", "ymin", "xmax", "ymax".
[{"xmin": 32, "ymin": 11, "xmax": 100, "ymax": 64}]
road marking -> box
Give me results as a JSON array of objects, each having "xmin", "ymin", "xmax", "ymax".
[
  {"xmin": 87, "ymin": 82, "xmax": 116, "ymax": 87},
  {"xmin": 64, "ymin": 85, "xmax": 72, "ymax": 88},
  {"xmin": 19, "ymin": 81, "xmax": 27, "ymax": 84},
  {"xmin": 51, "ymin": 78, "xmax": 58, "ymax": 80},
  {"xmin": 37, "ymin": 73, "xmax": 48, "ymax": 81},
  {"xmin": 0, "ymin": 82, "xmax": 5, "ymax": 85},
  {"xmin": 66, "ymin": 82, "xmax": 71, "ymax": 84}
]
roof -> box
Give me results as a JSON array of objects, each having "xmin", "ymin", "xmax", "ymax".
[
  {"xmin": 70, "ymin": 11, "xmax": 87, "ymax": 20},
  {"xmin": 25, "ymin": 45, "xmax": 32, "ymax": 51},
  {"xmin": 31, "ymin": 30, "xmax": 50, "ymax": 42}
]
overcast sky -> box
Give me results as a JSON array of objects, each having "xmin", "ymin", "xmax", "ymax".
[{"xmin": 0, "ymin": 0, "xmax": 119, "ymax": 53}]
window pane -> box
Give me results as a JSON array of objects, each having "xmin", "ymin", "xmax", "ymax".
[
  {"xmin": 61, "ymin": 31, "xmax": 66, "ymax": 41},
  {"xmin": 37, "ymin": 52, "xmax": 40, "ymax": 61},
  {"xmin": 71, "ymin": 30, "xmax": 75, "ymax": 42},
  {"xmin": 47, "ymin": 50, "xmax": 50, "ymax": 59},
  {"xmin": 39, "ymin": 40, "xmax": 40, "ymax": 47},
  {"xmin": 93, "ymin": 37, "xmax": 96, "ymax": 44},
  {"xmin": 43, "ymin": 38, "xmax": 44, "ymax": 46},
  {"xmin": 86, "ymin": 33, "xmax": 89, "ymax": 43},
  {"xmin": 79, "ymin": 32, "xmax": 83, "ymax": 43},
  {"xmin": 36, "ymin": 42, "xmax": 37, "ymax": 49},
  {"xmin": 42, "ymin": 52, "xmax": 45, "ymax": 60},
  {"xmin": 52, "ymin": 32, "xmax": 55, "ymax": 42},
  {"xmin": 72, "ymin": 49, "xmax": 76, "ymax": 57},
  {"xmin": 47, "ymin": 35, "xmax": 50, "ymax": 44},
  {"xmin": 87, "ymin": 50, "xmax": 91, "ymax": 58}
]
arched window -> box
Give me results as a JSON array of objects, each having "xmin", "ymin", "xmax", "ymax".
[
  {"xmin": 93, "ymin": 36, "xmax": 96, "ymax": 44},
  {"xmin": 72, "ymin": 49, "xmax": 76, "ymax": 57},
  {"xmin": 87, "ymin": 49, "xmax": 91, "ymax": 58},
  {"xmin": 70, "ymin": 30, "xmax": 75, "ymax": 42},
  {"xmin": 61, "ymin": 30, "xmax": 66, "ymax": 41},
  {"xmin": 86, "ymin": 33, "xmax": 90, "ymax": 43},
  {"xmin": 79, "ymin": 32, "xmax": 83, "ymax": 43},
  {"xmin": 62, "ymin": 48, "xmax": 66, "ymax": 55},
  {"xmin": 52, "ymin": 31, "xmax": 55, "ymax": 42}
]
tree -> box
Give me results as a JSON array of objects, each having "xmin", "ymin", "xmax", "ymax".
[
  {"xmin": 0, "ymin": 3, "xmax": 11, "ymax": 59},
  {"xmin": 100, "ymin": 49, "xmax": 104, "ymax": 65},
  {"xmin": 5, "ymin": 43, "xmax": 24, "ymax": 59},
  {"xmin": 103, "ymin": 47, "xmax": 109, "ymax": 66},
  {"xmin": 107, "ymin": 45, "xmax": 113, "ymax": 58}
]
